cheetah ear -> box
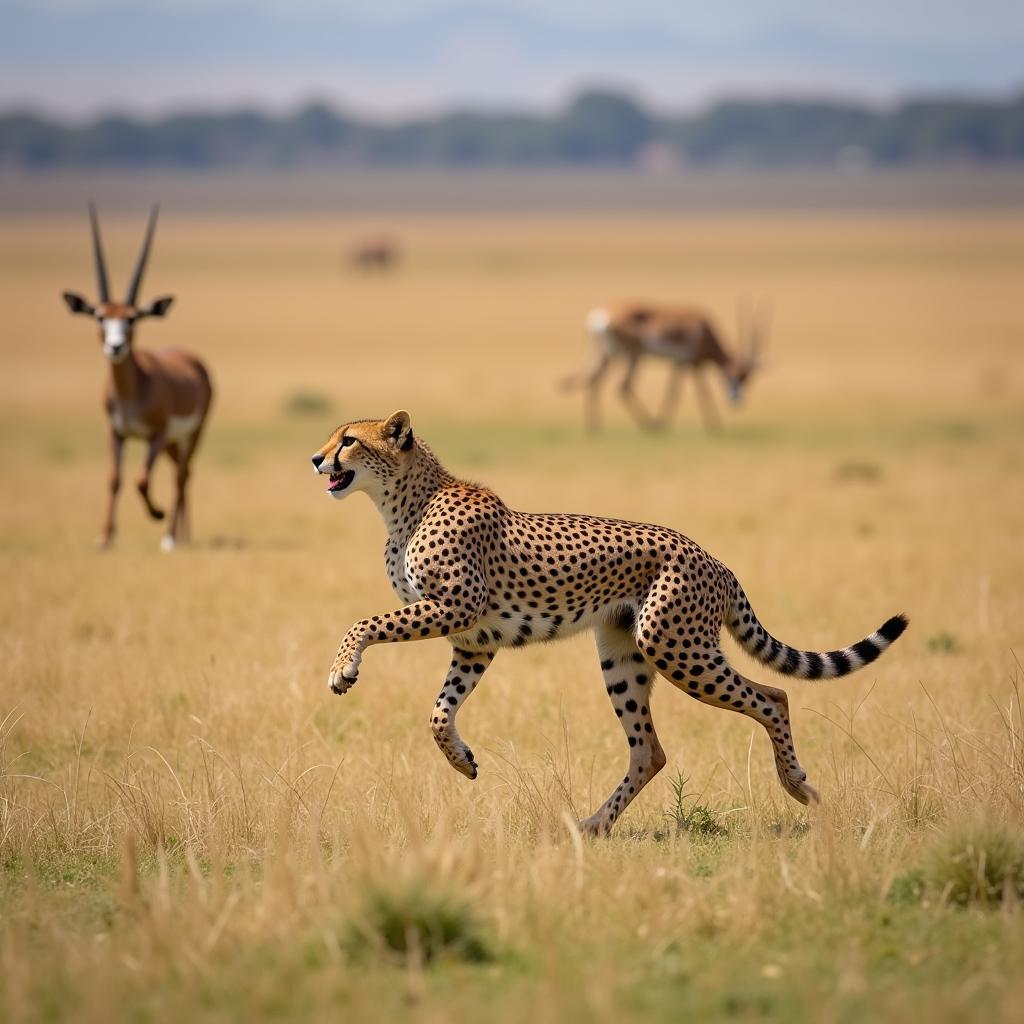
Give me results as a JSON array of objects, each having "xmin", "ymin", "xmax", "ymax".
[{"xmin": 383, "ymin": 409, "xmax": 414, "ymax": 451}]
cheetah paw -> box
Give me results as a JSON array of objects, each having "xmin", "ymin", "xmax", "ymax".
[
  {"xmin": 450, "ymin": 746, "xmax": 478, "ymax": 780},
  {"xmin": 435, "ymin": 737, "xmax": 478, "ymax": 779},
  {"xmin": 576, "ymin": 815, "xmax": 610, "ymax": 838},
  {"xmin": 781, "ymin": 774, "xmax": 819, "ymax": 806},
  {"xmin": 793, "ymin": 779, "xmax": 820, "ymax": 806},
  {"xmin": 327, "ymin": 660, "xmax": 359, "ymax": 695}
]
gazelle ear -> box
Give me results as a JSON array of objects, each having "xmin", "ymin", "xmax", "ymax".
[
  {"xmin": 382, "ymin": 409, "xmax": 414, "ymax": 451},
  {"xmin": 137, "ymin": 295, "xmax": 174, "ymax": 319},
  {"xmin": 62, "ymin": 291, "xmax": 95, "ymax": 316}
]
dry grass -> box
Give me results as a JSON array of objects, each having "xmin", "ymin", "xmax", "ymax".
[{"xmin": 1, "ymin": 198, "xmax": 1023, "ymax": 1022}]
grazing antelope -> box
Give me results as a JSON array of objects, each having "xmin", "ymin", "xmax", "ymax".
[
  {"xmin": 350, "ymin": 237, "xmax": 398, "ymax": 271},
  {"xmin": 562, "ymin": 299, "xmax": 769, "ymax": 432},
  {"xmin": 61, "ymin": 204, "xmax": 214, "ymax": 551}
]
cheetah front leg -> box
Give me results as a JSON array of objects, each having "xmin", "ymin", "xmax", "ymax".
[
  {"xmin": 430, "ymin": 647, "xmax": 496, "ymax": 779},
  {"xmin": 327, "ymin": 592, "xmax": 485, "ymax": 695},
  {"xmin": 578, "ymin": 620, "xmax": 667, "ymax": 837}
]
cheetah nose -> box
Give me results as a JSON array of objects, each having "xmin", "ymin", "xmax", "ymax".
[{"xmin": 311, "ymin": 454, "xmax": 325, "ymax": 472}]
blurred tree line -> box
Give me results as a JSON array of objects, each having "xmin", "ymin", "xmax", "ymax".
[{"xmin": 3, "ymin": 89, "xmax": 1024, "ymax": 169}]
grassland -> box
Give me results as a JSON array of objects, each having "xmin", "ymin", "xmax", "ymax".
[{"xmin": 1, "ymin": 192, "xmax": 1024, "ymax": 1022}]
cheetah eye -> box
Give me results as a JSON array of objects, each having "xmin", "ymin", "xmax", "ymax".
[{"xmin": 340, "ymin": 436, "xmax": 356, "ymax": 448}]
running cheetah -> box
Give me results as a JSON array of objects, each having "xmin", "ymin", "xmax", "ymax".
[{"xmin": 311, "ymin": 411, "xmax": 907, "ymax": 835}]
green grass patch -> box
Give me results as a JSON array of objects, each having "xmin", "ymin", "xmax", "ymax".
[
  {"xmin": 662, "ymin": 772, "xmax": 731, "ymax": 839},
  {"xmin": 284, "ymin": 390, "xmax": 334, "ymax": 417},
  {"xmin": 342, "ymin": 878, "xmax": 494, "ymax": 965},
  {"xmin": 926, "ymin": 631, "xmax": 961, "ymax": 654},
  {"xmin": 834, "ymin": 459, "xmax": 884, "ymax": 482},
  {"xmin": 927, "ymin": 819, "xmax": 1024, "ymax": 906}
]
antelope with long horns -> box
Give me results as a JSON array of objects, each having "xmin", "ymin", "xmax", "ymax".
[
  {"xmin": 62, "ymin": 205, "xmax": 214, "ymax": 551},
  {"xmin": 562, "ymin": 299, "xmax": 769, "ymax": 432}
]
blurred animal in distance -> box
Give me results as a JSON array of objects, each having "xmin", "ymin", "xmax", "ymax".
[
  {"xmin": 350, "ymin": 237, "xmax": 399, "ymax": 271},
  {"xmin": 61, "ymin": 204, "xmax": 214, "ymax": 551},
  {"xmin": 562, "ymin": 298, "xmax": 769, "ymax": 432}
]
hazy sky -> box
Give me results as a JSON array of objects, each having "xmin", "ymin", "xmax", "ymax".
[{"xmin": 3, "ymin": 0, "xmax": 1022, "ymax": 119}]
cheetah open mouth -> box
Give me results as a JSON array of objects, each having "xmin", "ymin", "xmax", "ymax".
[{"xmin": 328, "ymin": 470, "xmax": 355, "ymax": 493}]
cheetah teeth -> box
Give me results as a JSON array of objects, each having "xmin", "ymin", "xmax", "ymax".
[{"xmin": 328, "ymin": 470, "xmax": 355, "ymax": 493}]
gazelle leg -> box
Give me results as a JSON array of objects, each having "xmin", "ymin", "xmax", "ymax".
[
  {"xmin": 166, "ymin": 434, "xmax": 201, "ymax": 548},
  {"xmin": 693, "ymin": 370, "xmax": 723, "ymax": 432},
  {"xmin": 655, "ymin": 363, "xmax": 687, "ymax": 429},
  {"xmin": 618, "ymin": 354, "xmax": 658, "ymax": 431},
  {"xmin": 581, "ymin": 353, "xmax": 613, "ymax": 433},
  {"xmin": 99, "ymin": 429, "xmax": 124, "ymax": 549},
  {"xmin": 560, "ymin": 347, "xmax": 607, "ymax": 392},
  {"xmin": 430, "ymin": 647, "xmax": 496, "ymax": 779},
  {"xmin": 136, "ymin": 433, "xmax": 166, "ymax": 523},
  {"xmin": 179, "ymin": 481, "xmax": 192, "ymax": 543},
  {"xmin": 163, "ymin": 442, "xmax": 185, "ymax": 551},
  {"xmin": 579, "ymin": 619, "xmax": 666, "ymax": 836},
  {"xmin": 177, "ymin": 410, "xmax": 210, "ymax": 546}
]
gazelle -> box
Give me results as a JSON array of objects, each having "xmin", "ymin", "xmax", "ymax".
[
  {"xmin": 562, "ymin": 299, "xmax": 769, "ymax": 432},
  {"xmin": 350, "ymin": 237, "xmax": 398, "ymax": 271},
  {"xmin": 62, "ymin": 204, "xmax": 214, "ymax": 551}
]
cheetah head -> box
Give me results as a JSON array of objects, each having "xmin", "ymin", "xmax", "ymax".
[{"xmin": 310, "ymin": 410, "xmax": 414, "ymax": 501}]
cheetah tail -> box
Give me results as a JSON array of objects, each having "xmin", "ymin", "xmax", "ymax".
[{"xmin": 726, "ymin": 580, "xmax": 908, "ymax": 680}]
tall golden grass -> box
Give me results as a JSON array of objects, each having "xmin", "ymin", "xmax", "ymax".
[{"xmin": 1, "ymin": 205, "xmax": 1023, "ymax": 1021}]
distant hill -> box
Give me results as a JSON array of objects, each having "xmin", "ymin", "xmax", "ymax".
[{"xmin": 3, "ymin": 89, "xmax": 1024, "ymax": 170}]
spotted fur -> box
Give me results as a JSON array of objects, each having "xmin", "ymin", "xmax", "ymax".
[{"xmin": 311, "ymin": 411, "xmax": 908, "ymax": 835}]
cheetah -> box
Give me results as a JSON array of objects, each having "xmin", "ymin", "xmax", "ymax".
[{"xmin": 311, "ymin": 411, "xmax": 908, "ymax": 835}]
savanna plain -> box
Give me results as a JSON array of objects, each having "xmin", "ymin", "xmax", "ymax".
[{"xmin": 2, "ymin": 181, "xmax": 1024, "ymax": 1022}]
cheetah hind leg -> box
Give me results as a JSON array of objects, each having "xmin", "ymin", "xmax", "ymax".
[
  {"xmin": 430, "ymin": 648, "xmax": 495, "ymax": 781},
  {"xmin": 752, "ymin": 678, "xmax": 819, "ymax": 806},
  {"xmin": 653, "ymin": 637, "xmax": 819, "ymax": 806},
  {"xmin": 577, "ymin": 620, "xmax": 667, "ymax": 836}
]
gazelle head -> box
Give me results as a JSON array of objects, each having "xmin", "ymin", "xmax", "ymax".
[
  {"xmin": 726, "ymin": 296, "xmax": 771, "ymax": 404},
  {"xmin": 62, "ymin": 204, "xmax": 174, "ymax": 364}
]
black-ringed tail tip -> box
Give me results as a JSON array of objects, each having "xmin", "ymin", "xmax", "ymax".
[{"xmin": 728, "ymin": 605, "xmax": 909, "ymax": 680}]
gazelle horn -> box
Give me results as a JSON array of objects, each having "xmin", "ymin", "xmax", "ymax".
[
  {"xmin": 125, "ymin": 204, "xmax": 159, "ymax": 306},
  {"xmin": 88, "ymin": 203, "xmax": 110, "ymax": 303}
]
